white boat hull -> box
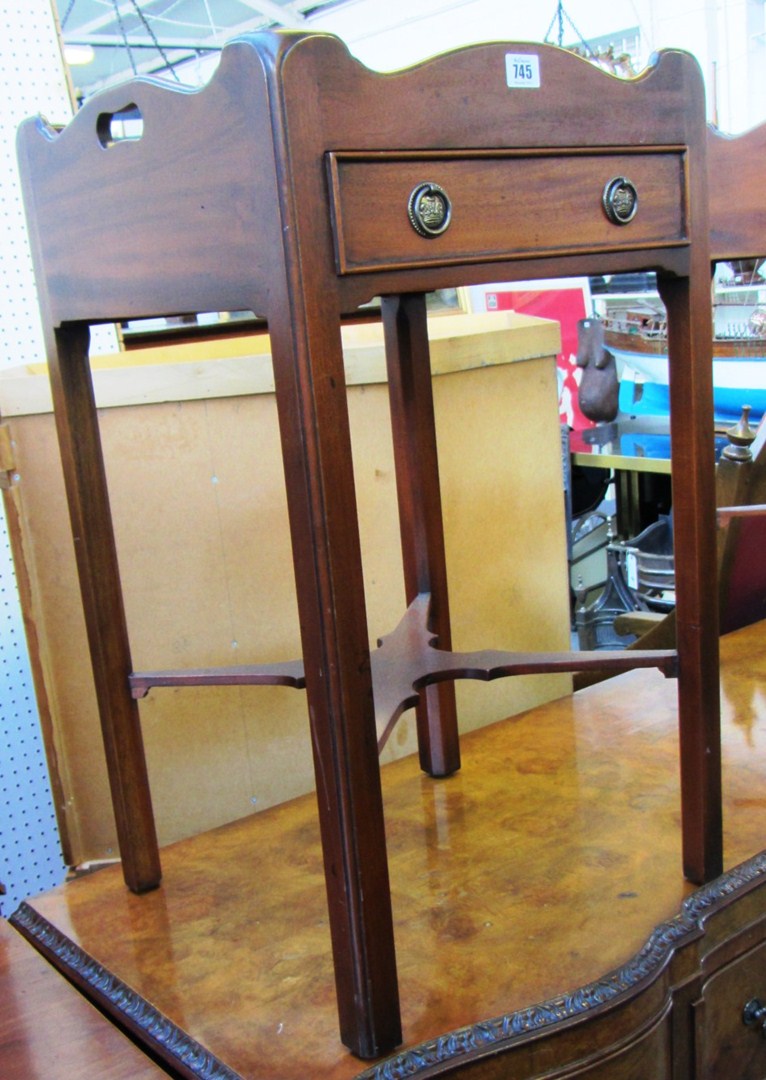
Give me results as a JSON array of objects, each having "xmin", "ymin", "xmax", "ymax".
[{"xmin": 611, "ymin": 347, "xmax": 766, "ymax": 421}]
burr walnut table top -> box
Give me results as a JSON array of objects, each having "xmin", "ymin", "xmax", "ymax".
[
  {"xmin": 13, "ymin": 620, "xmax": 766, "ymax": 1079},
  {"xmin": 0, "ymin": 916, "xmax": 167, "ymax": 1079}
]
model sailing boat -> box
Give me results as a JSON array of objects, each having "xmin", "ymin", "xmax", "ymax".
[{"xmin": 602, "ymin": 261, "xmax": 766, "ymax": 421}]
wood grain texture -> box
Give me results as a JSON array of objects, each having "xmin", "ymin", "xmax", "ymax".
[
  {"xmin": 329, "ymin": 150, "xmax": 687, "ymax": 273},
  {"xmin": 381, "ymin": 294, "xmax": 459, "ymax": 777},
  {"xmin": 13, "ymin": 621, "xmax": 766, "ymax": 1079},
  {"xmin": 16, "ymin": 28, "xmax": 726, "ymax": 1055},
  {"xmin": 708, "ymin": 122, "xmax": 766, "ymax": 261},
  {"xmin": 48, "ymin": 324, "xmax": 161, "ymax": 894},
  {"xmin": 0, "ymin": 918, "xmax": 167, "ymax": 1079},
  {"xmin": 694, "ymin": 936, "xmax": 766, "ymax": 1080},
  {"xmin": 266, "ymin": 31, "xmax": 718, "ymax": 891}
]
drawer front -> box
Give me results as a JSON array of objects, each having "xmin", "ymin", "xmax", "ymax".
[
  {"xmin": 695, "ymin": 938, "xmax": 766, "ymax": 1080},
  {"xmin": 328, "ymin": 150, "xmax": 687, "ymax": 274}
]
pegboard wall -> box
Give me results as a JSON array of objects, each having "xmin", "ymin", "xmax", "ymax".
[
  {"xmin": 0, "ymin": 1, "xmax": 76, "ymax": 914},
  {"xmin": 1, "ymin": 2, "xmax": 70, "ymax": 374},
  {"xmin": 0, "ymin": 501, "xmax": 67, "ymax": 916},
  {"xmin": 0, "ymin": 2, "xmax": 117, "ymax": 372}
]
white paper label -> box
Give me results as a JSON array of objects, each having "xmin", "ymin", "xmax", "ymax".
[{"xmin": 505, "ymin": 54, "xmax": 541, "ymax": 88}]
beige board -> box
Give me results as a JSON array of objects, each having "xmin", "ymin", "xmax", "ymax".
[{"xmin": 1, "ymin": 313, "xmax": 571, "ymax": 864}]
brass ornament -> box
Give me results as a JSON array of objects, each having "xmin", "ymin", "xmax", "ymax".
[
  {"xmin": 407, "ymin": 182, "xmax": 452, "ymax": 237},
  {"xmin": 602, "ymin": 176, "xmax": 639, "ymax": 225}
]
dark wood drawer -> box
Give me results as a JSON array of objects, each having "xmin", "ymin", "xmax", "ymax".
[
  {"xmin": 695, "ymin": 938, "xmax": 766, "ymax": 1080},
  {"xmin": 327, "ymin": 149, "xmax": 687, "ymax": 274}
]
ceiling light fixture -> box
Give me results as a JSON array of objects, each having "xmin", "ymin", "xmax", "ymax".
[{"xmin": 64, "ymin": 43, "xmax": 95, "ymax": 65}]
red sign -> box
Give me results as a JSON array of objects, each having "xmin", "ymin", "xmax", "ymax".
[{"xmin": 484, "ymin": 287, "xmax": 593, "ymax": 430}]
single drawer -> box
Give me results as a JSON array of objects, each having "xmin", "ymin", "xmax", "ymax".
[
  {"xmin": 695, "ymin": 938, "xmax": 766, "ymax": 1080},
  {"xmin": 327, "ymin": 149, "xmax": 687, "ymax": 274}
]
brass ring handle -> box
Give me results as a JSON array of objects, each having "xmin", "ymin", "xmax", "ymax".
[
  {"xmin": 407, "ymin": 182, "xmax": 452, "ymax": 237},
  {"xmin": 602, "ymin": 176, "xmax": 638, "ymax": 225},
  {"xmin": 743, "ymin": 998, "xmax": 766, "ymax": 1035}
]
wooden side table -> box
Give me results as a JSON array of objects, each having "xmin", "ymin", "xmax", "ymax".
[{"xmin": 17, "ymin": 33, "xmax": 719, "ymax": 1057}]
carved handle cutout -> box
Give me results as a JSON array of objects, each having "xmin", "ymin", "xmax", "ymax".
[{"xmin": 97, "ymin": 104, "xmax": 144, "ymax": 148}]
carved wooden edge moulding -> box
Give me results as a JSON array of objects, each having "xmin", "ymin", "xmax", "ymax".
[
  {"xmin": 10, "ymin": 850, "xmax": 766, "ymax": 1080},
  {"xmin": 10, "ymin": 901, "xmax": 238, "ymax": 1080},
  {"xmin": 358, "ymin": 850, "xmax": 766, "ymax": 1079}
]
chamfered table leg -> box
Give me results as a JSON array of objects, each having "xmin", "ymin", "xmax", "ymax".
[
  {"xmin": 48, "ymin": 323, "xmax": 161, "ymax": 894},
  {"xmin": 659, "ymin": 272, "xmax": 723, "ymax": 885},
  {"xmin": 381, "ymin": 293, "xmax": 461, "ymax": 778},
  {"xmin": 268, "ymin": 308, "xmax": 402, "ymax": 1058}
]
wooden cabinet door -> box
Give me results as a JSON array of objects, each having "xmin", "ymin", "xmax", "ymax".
[{"xmin": 695, "ymin": 939, "xmax": 766, "ymax": 1079}]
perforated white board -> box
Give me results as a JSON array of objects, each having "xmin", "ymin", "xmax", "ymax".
[
  {"xmin": 0, "ymin": 501, "xmax": 67, "ymax": 915},
  {"xmin": 0, "ymin": 0, "xmax": 73, "ymax": 914}
]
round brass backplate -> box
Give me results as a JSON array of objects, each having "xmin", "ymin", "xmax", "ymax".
[
  {"xmin": 407, "ymin": 182, "xmax": 452, "ymax": 237},
  {"xmin": 602, "ymin": 176, "xmax": 638, "ymax": 225}
]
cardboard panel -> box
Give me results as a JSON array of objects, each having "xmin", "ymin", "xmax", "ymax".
[{"xmin": 4, "ymin": 315, "xmax": 571, "ymax": 861}]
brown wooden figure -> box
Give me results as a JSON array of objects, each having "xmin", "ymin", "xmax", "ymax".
[
  {"xmin": 575, "ymin": 316, "xmax": 620, "ymax": 422},
  {"xmin": 17, "ymin": 31, "xmax": 723, "ymax": 1057}
]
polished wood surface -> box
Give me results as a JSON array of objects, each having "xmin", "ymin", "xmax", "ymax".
[
  {"xmin": 381, "ymin": 293, "xmax": 460, "ymax": 777},
  {"xmin": 327, "ymin": 150, "xmax": 687, "ymax": 272},
  {"xmin": 49, "ymin": 323, "xmax": 161, "ymax": 895},
  {"xmin": 0, "ymin": 917, "xmax": 167, "ymax": 1079},
  {"xmin": 13, "ymin": 621, "xmax": 766, "ymax": 1079},
  {"xmin": 708, "ymin": 121, "xmax": 766, "ymax": 261},
  {"xmin": 17, "ymin": 32, "xmax": 725, "ymax": 1053}
]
